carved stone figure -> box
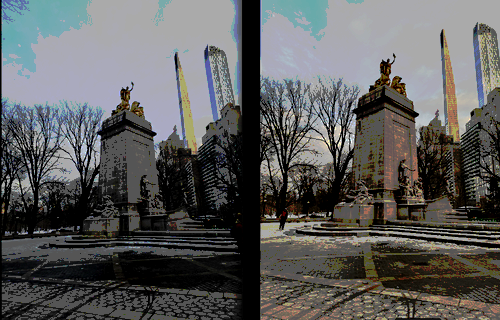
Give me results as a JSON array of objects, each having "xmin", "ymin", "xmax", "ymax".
[
  {"xmin": 398, "ymin": 159, "xmax": 416, "ymax": 198},
  {"xmin": 94, "ymin": 195, "xmax": 119, "ymax": 218},
  {"xmin": 370, "ymin": 54, "xmax": 396, "ymax": 91},
  {"xmin": 112, "ymin": 82, "xmax": 134, "ymax": 116},
  {"xmin": 390, "ymin": 76, "xmax": 407, "ymax": 97},
  {"xmin": 398, "ymin": 159, "xmax": 415, "ymax": 187},
  {"xmin": 412, "ymin": 177, "xmax": 424, "ymax": 200},
  {"xmin": 151, "ymin": 194, "xmax": 163, "ymax": 210},
  {"xmin": 347, "ymin": 180, "xmax": 374, "ymax": 207},
  {"xmin": 140, "ymin": 175, "xmax": 151, "ymax": 201},
  {"xmin": 435, "ymin": 109, "xmax": 439, "ymax": 118},
  {"xmin": 131, "ymin": 101, "xmax": 144, "ymax": 119}
]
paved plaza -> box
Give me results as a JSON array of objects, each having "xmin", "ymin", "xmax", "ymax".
[
  {"xmin": 2, "ymin": 236, "xmax": 242, "ymax": 319},
  {"xmin": 261, "ymin": 222, "xmax": 500, "ymax": 319}
]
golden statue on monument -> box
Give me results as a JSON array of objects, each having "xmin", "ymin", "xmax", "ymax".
[
  {"xmin": 369, "ymin": 54, "xmax": 407, "ymax": 97},
  {"xmin": 370, "ymin": 54, "xmax": 395, "ymax": 91},
  {"xmin": 131, "ymin": 101, "xmax": 145, "ymax": 119},
  {"xmin": 112, "ymin": 82, "xmax": 135, "ymax": 116},
  {"xmin": 390, "ymin": 76, "xmax": 407, "ymax": 97}
]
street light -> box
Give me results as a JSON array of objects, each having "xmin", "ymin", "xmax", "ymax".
[
  {"xmin": 14, "ymin": 216, "xmax": 19, "ymax": 236},
  {"xmin": 263, "ymin": 199, "xmax": 267, "ymax": 218}
]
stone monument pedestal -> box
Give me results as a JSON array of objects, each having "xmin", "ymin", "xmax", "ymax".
[
  {"xmin": 97, "ymin": 110, "xmax": 160, "ymax": 236},
  {"xmin": 83, "ymin": 218, "xmax": 119, "ymax": 238},
  {"xmin": 333, "ymin": 203, "xmax": 375, "ymax": 227},
  {"xmin": 424, "ymin": 195, "xmax": 457, "ymax": 222},
  {"xmin": 352, "ymin": 85, "xmax": 419, "ymax": 226}
]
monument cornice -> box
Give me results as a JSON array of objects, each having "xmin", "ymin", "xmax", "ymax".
[
  {"xmin": 354, "ymin": 85, "xmax": 419, "ymax": 120},
  {"xmin": 98, "ymin": 110, "xmax": 157, "ymax": 139}
]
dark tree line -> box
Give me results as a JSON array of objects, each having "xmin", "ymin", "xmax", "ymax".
[
  {"xmin": 479, "ymin": 114, "xmax": 500, "ymax": 215},
  {"xmin": 1, "ymin": 98, "xmax": 103, "ymax": 235},
  {"xmin": 260, "ymin": 76, "xmax": 359, "ymax": 217},
  {"xmin": 155, "ymin": 142, "xmax": 190, "ymax": 212}
]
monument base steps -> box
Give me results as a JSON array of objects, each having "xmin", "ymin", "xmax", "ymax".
[
  {"xmin": 51, "ymin": 231, "xmax": 238, "ymax": 251},
  {"xmin": 296, "ymin": 223, "xmax": 500, "ymax": 248}
]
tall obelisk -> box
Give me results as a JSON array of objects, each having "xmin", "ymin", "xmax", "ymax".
[
  {"xmin": 174, "ymin": 52, "xmax": 197, "ymax": 153},
  {"xmin": 440, "ymin": 29, "xmax": 460, "ymax": 142}
]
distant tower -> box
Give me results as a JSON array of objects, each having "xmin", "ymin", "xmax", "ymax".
[
  {"xmin": 473, "ymin": 23, "xmax": 500, "ymax": 108},
  {"xmin": 440, "ymin": 29, "xmax": 460, "ymax": 143},
  {"xmin": 174, "ymin": 52, "xmax": 197, "ymax": 153},
  {"xmin": 205, "ymin": 45, "xmax": 235, "ymax": 122}
]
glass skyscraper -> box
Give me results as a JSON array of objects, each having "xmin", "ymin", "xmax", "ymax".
[
  {"xmin": 204, "ymin": 45, "xmax": 235, "ymax": 122},
  {"xmin": 473, "ymin": 23, "xmax": 500, "ymax": 108},
  {"xmin": 440, "ymin": 29, "xmax": 460, "ymax": 143}
]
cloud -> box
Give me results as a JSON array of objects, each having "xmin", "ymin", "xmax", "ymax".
[
  {"xmin": 3, "ymin": 0, "xmax": 238, "ymax": 181},
  {"xmin": 295, "ymin": 17, "xmax": 311, "ymax": 25},
  {"xmin": 348, "ymin": 14, "xmax": 372, "ymax": 42},
  {"xmin": 416, "ymin": 65, "xmax": 436, "ymax": 78}
]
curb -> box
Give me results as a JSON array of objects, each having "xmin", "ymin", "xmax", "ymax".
[{"xmin": 49, "ymin": 240, "xmax": 239, "ymax": 251}]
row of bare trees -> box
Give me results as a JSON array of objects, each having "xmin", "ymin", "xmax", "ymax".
[
  {"xmin": 154, "ymin": 121, "xmax": 243, "ymax": 224},
  {"xmin": 1, "ymin": 98, "xmax": 103, "ymax": 235},
  {"xmin": 260, "ymin": 76, "xmax": 360, "ymax": 218}
]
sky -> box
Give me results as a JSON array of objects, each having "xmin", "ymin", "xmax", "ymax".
[
  {"xmin": 2, "ymin": 0, "xmax": 241, "ymax": 182},
  {"xmin": 261, "ymin": 0, "xmax": 499, "ymax": 166}
]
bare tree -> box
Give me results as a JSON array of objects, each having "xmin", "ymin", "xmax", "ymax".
[
  {"xmin": 261, "ymin": 153, "xmax": 286, "ymax": 217},
  {"xmin": 213, "ymin": 130, "xmax": 243, "ymax": 220},
  {"xmin": 156, "ymin": 143, "xmax": 189, "ymax": 211},
  {"xmin": 1, "ymin": 98, "xmax": 28, "ymax": 235},
  {"xmin": 4, "ymin": 102, "xmax": 67, "ymax": 234},
  {"xmin": 59, "ymin": 101, "xmax": 103, "ymax": 231},
  {"xmin": 289, "ymin": 165, "xmax": 321, "ymax": 217},
  {"xmin": 417, "ymin": 125, "xmax": 452, "ymax": 200},
  {"xmin": 39, "ymin": 181, "xmax": 67, "ymax": 229},
  {"xmin": 260, "ymin": 76, "xmax": 319, "ymax": 217},
  {"xmin": 316, "ymin": 162, "xmax": 355, "ymax": 215},
  {"xmin": 1, "ymin": 0, "xmax": 30, "ymax": 24},
  {"xmin": 307, "ymin": 77, "xmax": 360, "ymax": 210},
  {"xmin": 479, "ymin": 115, "xmax": 500, "ymax": 214}
]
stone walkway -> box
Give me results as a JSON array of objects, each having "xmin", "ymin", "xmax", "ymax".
[
  {"xmin": 261, "ymin": 223, "xmax": 500, "ymax": 319},
  {"xmin": 2, "ymin": 237, "xmax": 242, "ymax": 319}
]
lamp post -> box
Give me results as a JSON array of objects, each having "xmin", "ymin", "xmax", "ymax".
[
  {"xmin": 307, "ymin": 200, "xmax": 310, "ymax": 217},
  {"xmin": 14, "ymin": 216, "xmax": 19, "ymax": 236},
  {"xmin": 263, "ymin": 199, "xmax": 267, "ymax": 218}
]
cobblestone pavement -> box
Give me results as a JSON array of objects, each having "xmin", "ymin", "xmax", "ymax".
[
  {"xmin": 261, "ymin": 223, "xmax": 500, "ymax": 319},
  {"xmin": 3, "ymin": 236, "xmax": 242, "ymax": 319}
]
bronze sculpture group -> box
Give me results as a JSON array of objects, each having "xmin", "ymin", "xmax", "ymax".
[
  {"xmin": 342, "ymin": 159, "xmax": 424, "ymax": 207},
  {"xmin": 398, "ymin": 159, "xmax": 423, "ymax": 201},
  {"xmin": 112, "ymin": 81, "xmax": 145, "ymax": 118},
  {"xmin": 369, "ymin": 54, "xmax": 407, "ymax": 97}
]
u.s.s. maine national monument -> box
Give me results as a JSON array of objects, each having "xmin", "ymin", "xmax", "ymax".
[
  {"xmin": 50, "ymin": 83, "xmax": 236, "ymax": 252},
  {"xmin": 297, "ymin": 55, "xmax": 500, "ymax": 245}
]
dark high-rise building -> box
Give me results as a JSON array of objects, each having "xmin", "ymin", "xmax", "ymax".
[
  {"xmin": 440, "ymin": 29, "xmax": 460, "ymax": 143},
  {"xmin": 205, "ymin": 45, "xmax": 235, "ymax": 122},
  {"xmin": 473, "ymin": 23, "xmax": 500, "ymax": 109},
  {"xmin": 461, "ymin": 88, "xmax": 500, "ymax": 205},
  {"xmin": 198, "ymin": 103, "xmax": 241, "ymax": 212}
]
